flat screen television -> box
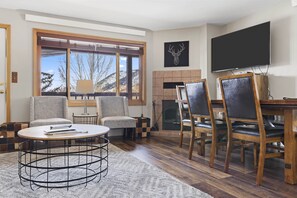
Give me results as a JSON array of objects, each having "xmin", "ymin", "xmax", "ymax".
[{"xmin": 211, "ymin": 22, "xmax": 270, "ymax": 72}]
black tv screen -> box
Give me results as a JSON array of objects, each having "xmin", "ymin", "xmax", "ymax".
[{"xmin": 211, "ymin": 22, "xmax": 270, "ymax": 72}]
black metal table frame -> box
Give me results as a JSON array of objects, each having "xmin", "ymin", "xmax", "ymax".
[{"xmin": 18, "ymin": 136, "xmax": 109, "ymax": 191}]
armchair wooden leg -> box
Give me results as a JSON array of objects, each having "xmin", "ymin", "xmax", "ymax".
[
  {"xmin": 130, "ymin": 128, "xmax": 133, "ymax": 140},
  {"xmin": 123, "ymin": 128, "xmax": 126, "ymax": 138},
  {"xmin": 132, "ymin": 128, "xmax": 136, "ymax": 141},
  {"xmin": 256, "ymin": 143, "xmax": 266, "ymax": 185}
]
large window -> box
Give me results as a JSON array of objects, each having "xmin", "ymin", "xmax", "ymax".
[{"xmin": 34, "ymin": 29, "xmax": 146, "ymax": 106}]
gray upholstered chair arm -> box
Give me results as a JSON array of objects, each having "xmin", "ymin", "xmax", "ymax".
[
  {"xmin": 123, "ymin": 97, "xmax": 129, "ymax": 116},
  {"xmin": 96, "ymin": 97, "xmax": 103, "ymax": 120},
  {"xmin": 62, "ymin": 97, "xmax": 68, "ymax": 119},
  {"xmin": 29, "ymin": 97, "xmax": 35, "ymax": 122}
]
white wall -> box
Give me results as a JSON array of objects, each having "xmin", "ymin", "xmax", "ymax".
[
  {"xmin": 205, "ymin": 24, "xmax": 224, "ymax": 98},
  {"xmin": 0, "ymin": 8, "xmax": 153, "ymax": 122},
  {"xmin": 152, "ymin": 27, "xmax": 202, "ymax": 71},
  {"xmin": 221, "ymin": 1, "xmax": 297, "ymax": 99}
]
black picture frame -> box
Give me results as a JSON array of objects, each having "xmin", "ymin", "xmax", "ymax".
[{"xmin": 164, "ymin": 41, "xmax": 189, "ymax": 67}]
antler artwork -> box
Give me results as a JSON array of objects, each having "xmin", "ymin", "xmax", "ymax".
[{"xmin": 168, "ymin": 43, "xmax": 185, "ymax": 65}]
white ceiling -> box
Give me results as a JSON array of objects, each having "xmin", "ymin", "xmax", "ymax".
[{"xmin": 0, "ymin": 0, "xmax": 284, "ymax": 31}]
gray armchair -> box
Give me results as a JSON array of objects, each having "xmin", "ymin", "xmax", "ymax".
[
  {"xmin": 96, "ymin": 96, "xmax": 136, "ymax": 138},
  {"xmin": 30, "ymin": 96, "xmax": 72, "ymax": 127}
]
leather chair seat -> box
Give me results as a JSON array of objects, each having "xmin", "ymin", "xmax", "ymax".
[
  {"xmin": 182, "ymin": 119, "xmax": 199, "ymax": 124},
  {"xmin": 233, "ymin": 124, "xmax": 284, "ymax": 138},
  {"xmin": 195, "ymin": 119, "xmax": 227, "ymax": 130}
]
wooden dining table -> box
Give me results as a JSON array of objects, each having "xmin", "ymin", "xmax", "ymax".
[{"xmin": 210, "ymin": 99, "xmax": 297, "ymax": 185}]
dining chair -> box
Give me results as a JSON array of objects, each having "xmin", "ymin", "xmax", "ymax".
[
  {"xmin": 185, "ymin": 80, "xmax": 227, "ymax": 167},
  {"xmin": 176, "ymin": 85, "xmax": 192, "ymax": 148},
  {"xmin": 219, "ymin": 73, "xmax": 284, "ymax": 185}
]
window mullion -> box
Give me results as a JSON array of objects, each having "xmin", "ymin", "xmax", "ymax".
[
  {"xmin": 67, "ymin": 48, "xmax": 71, "ymax": 99},
  {"xmin": 140, "ymin": 55, "xmax": 144, "ymax": 103},
  {"xmin": 127, "ymin": 56, "xmax": 132, "ymax": 99},
  {"xmin": 35, "ymin": 45, "xmax": 42, "ymax": 96},
  {"xmin": 116, "ymin": 52, "xmax": 120, "ymax": 96}
]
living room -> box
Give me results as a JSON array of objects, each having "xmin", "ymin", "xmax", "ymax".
[{"xmin": 0, "ymin": 0, "xmax": 297, "ymax": 197}]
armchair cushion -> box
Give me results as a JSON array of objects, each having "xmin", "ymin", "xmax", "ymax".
[
  {"xmin": 101, "ymin": 116, "xmax": 136, "ymax": 129},
  {"xmin": 30, "ymin": 118, "xmax": 72, "ymax": 127}
]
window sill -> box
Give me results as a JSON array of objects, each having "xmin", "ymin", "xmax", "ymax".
[{"xmin": 68, "ymin": 99, "xmax": 145, "ymax": 107}]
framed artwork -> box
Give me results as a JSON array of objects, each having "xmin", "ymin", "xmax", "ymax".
[{"xmin": 164, "ymin": 41, "xmax": 189, "ymax": 67}]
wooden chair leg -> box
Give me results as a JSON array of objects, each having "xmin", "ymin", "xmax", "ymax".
[
  {"xmin": 224, "ymin": 134, "xmax": 232, "ymax": 173},
  {"xmin": 253, "ymin": 143, "xmax": 258, "ymax": 168},
  {"xmin": 196, "ymin": 133, "xmax": 202, "ymax": 155},
  {"xmin": 188, "ymin": 132, "xmax": 195, "ymax": 160},
  {"xmin": 209, "ymin": 132, "xmax": 216, "ymax": 168},
  {"xmin": 179, "ymin": 125, "xmax": 184, "ymax": 148},
  {"xmin": 200, "ymin": 133, "xmax": 206, "ymax": 156},
  {"xmin": 240, "ymin": 140, "xmax": 245, "ymax": 163},
  {"xmin": 256, "ymin": 143, "xmax": 266, "ymax": 185}
]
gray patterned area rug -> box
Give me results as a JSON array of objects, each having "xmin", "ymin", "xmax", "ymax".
[{"xmin": 0, "ymin": 144, "xmax": 211, "ymax": 198}]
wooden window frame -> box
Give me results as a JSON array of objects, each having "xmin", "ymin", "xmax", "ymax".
[
  {"xmin": 0, "ymin": 24, "xmax": 11, "ymax": 122},
  {"xmin": 33, "ymin": 29, "xmax": 146, "ymax": 106}
]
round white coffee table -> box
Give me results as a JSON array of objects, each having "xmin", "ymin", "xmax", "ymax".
[{"xmin": 18, "ymin": 124, "xmax": 110, "ymax": 190}]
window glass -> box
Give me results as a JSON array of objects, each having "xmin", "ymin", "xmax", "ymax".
[
  {"xmin": 119, "ymin": 56, "xmax": 128, "ymax": 95},
  {"xmin": 40, "ymin": 48, "xmax": 67, "ymax": 96},
  {"xmin": 69, "ymin": 51, "xmax": 116, "ymax": 100},
  {"xmin": 132, "ymin": 56, "xmax": 140, "ymax": 100}
]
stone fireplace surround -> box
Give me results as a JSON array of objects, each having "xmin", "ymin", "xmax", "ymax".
[{"xmin": 152, "ymin": 69, "xmax": 201, "ymax": 132}]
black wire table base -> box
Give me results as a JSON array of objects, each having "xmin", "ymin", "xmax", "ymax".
[{"xmin": 18, "ymin": 136, "xmax": 109, "ymax": 191}]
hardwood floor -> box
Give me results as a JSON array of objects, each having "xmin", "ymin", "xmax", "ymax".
[{"xmin": 110, "ymin": 134, "xmax": 297, "ymax": 198}]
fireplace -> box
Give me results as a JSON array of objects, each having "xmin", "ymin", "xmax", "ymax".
[
  {"xmin": 162, "ymin": 100, "xmax": 180, "ymax": 130},
  {"xmin": 152, "ymin": 69, "xmax": 201, "ymax": 131}
]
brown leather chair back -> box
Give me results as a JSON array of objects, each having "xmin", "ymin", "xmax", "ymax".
[
  {"xmin": 220, "ymin": 75, "xmax": 257, "ymax": 120},
  {"xmin": 185, "ymin": 81, "xmax": 210, "ymax": 116}
]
